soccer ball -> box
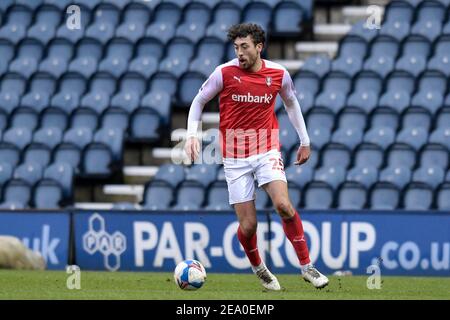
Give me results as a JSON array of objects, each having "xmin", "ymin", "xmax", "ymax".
[{"xmin": 174, "ymin": 259, "xmax": 207, "ymax": 290}]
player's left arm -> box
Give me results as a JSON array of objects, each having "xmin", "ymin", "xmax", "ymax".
[{"xmin": 279, "ymin": 69, "xmax": 311, "ymax": 166}]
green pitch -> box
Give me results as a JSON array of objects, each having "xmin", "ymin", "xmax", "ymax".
[{"xmin": 0, "ymin": 270, "xmax": 448, "ymax": 300}]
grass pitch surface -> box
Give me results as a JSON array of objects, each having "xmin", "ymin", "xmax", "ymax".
[{"xmin": 0, "ymin": 270, "xmax": 448, "ymax": 300}]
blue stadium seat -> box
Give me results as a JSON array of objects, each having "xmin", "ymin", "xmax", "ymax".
[
  {"xmin": 332, "ymin": 36, "xmax": 367, "ymax": 77},
  {"xmin": 378, "ymin": 91, "xmax": 411, "ymax": 115},
  {"xmin": 21, "ymin": 72, "xmax": 57, "ymax": 113},
  {"xmin": 205, "ymin": 181, "xmax": 232, "ymax": 211},
  {"xmin": 70, "ymin": 108, "xmax": 99, "ymax": 131},
  {"xmin": 387, "ymin": 143, "xmax": 417, "ymax": 169},
  {"xmin": 379, "ymin": 166, "xmax": 412, "ymax": 189},
  {"xmin": 173, "ymin": 181, "xmax": 205, "ymax": 210},
  {"xmin": 346, "ymin": 71, "xmax": 382, "ymax": 113},
  {"xmin": 83, "ymin": 142, "xmax": 114, "ymax": 177},
  {"xmin": 150, "ymin": 72, "xmax": 178, "ymax": 96},
  {"xmin": 410, "ymin": 71, "xmax": 446, "ymax": 114},
  {"xmin": 401, "ymin": 107, "xmax": 432, "ymax": 132},
  {"xmin": 39, "ymin": 108, "xmax": 68, "ymax": 131},
  {"xmin": 436, "ymin": 106, "xmax": 450, "ymax": 129},
  {"xmin": 9, "ymin": 39, "xmax": 44, "ymax": 78},
  {"xmin": 185, "ymin": 164, "xmax": 218, "ymax": 188},
  {"xmin": 347, "ymin": 20, "xmax": 378, "ymax": 43},
  {"xmin": 293, "ymin": 71, "xmax": 320, "ymax": 113},
  {"xmin": 338, "ymin": 182, "xmax": 367, "ymax": 210},
  {"xmin": 2, "ymin": 179, "xmax": 31, "ymax": 206},
  {"xmin": 396, "ymin": 127, "xmax": 428, "ymax": 151},
  {"xmin": 98, "ymin": 38, "xmax": 134, "ymax": 78},
  {"xmin": 3, "ymin": 127, "xmax": 32, "ymax": 150},
  {"xmin": 94, "ymin": 128, "xmax": 123, "ymax": 162},
  {"xmin": 403, "ymin": 183, "xmax": 433, "ymax": 210},
  {"xmin": 9, "ymin": 107, "xmax": 39, "ymax": 131},
  {"xmin": 315, "ymin": 72, "xmax": 351, "ymax": 114},
  {"xmin": 34, "ymin": 179, "xmax": 64, "ymax": 209},
  {"xmin": 116, "ymin": 3, "xmax": 150, "ymax": 42},
  {"xmin": 273, "ymin": 2, "xmax": 304, "ymax": 35},
  {"xmin": 383, "ymin": 0, "xmax": 414, "ymax": 26},
  {"xmin": 81, "ymin": 74, "xmax": 115, "ymax": 114},
  {"xmin": 23, "ymin": 143, "xmax": 52, "ymax": 167},
  {"xmin": 304, "ymin": 181, "xmax": 334, "ymax": 209},
  {"xmin": 142, "ymin": 180, "xmax": 174, "ymax": 210},
  {"xmin": 0, "ymin": 143, "xmax": 21, "ymax": 167},
  {"xmin": 140, "ymin": 90, "xmax": 171, "ymax": 126},
  {"xmin": 337, "ymin": 108, "xmax": 367, "ymax": 131},
  {"xmin": 175, "ymin": 2, "xmax": 210, "ymax": 43},
  {"xmin": 27, "ymin": 5, "xmax": 62, "ymax": 45},
  {"xmin": 412, "ymin": 166, "xmax": 445, "ymax": 189},
  {"xmin": 305, "ymin": 126, "xmax": 331, "ymax": 150},
  {"xmin": 278, "ymin": 114, "xmax": 299, "ymax": 152},
  {"xmin": 146, "ymin": 3, "xmax": 181, "ymax": 44},
  {"xmin": 410, "ymin": 1, "xmax": 446, "ymax": 42},
  {"xmin": 243, "ymin": 2, "xmax": 271, "ymax": 32},
  {"xmin": 0, "ymin": 6, "xmax": 32, "ymax": 44},
  {"xmin": 190, "ymin": 37, "xmax": 224, "ymax": 77},
  {"xmin": 53, "ymin": 143, "xmax": 83, "ymax": 172},
  {"xmin": 85, "ymin": 4, "xmax": 120, "ymax": 44},
  {"xmin": 68, "ymin": 38, "xmax": 103, "ymax": 78},
  {"xmin": 33, "ymin": 127, "xmax": 63, "ymax": 150},
  {"xmin": 300, "ymin": 55, "xmax": 331, "ymax": 79},
  {"xmin": 420, "ymin": 144, "xmax": 449, "ymax": 169},
  {"xmin": 428, "ymin": 36, "xmax": 450, "ymax": 76},
  {"xmin": 56, "ymin": 4, "xmax": 92, "ymax": 44},
  {"xmin": 206, "ymin": 3, "xmax": 241, "ymax": 42},
  {"xmin": 370, "ymin": 182, "xmax": 400, "ymax": 210},
  {"xmin": 159, "ymin": 37, "xmax": 195, "ymax": 78},
  {"xmin": 285, "ymin": 164, "xmax": 314, "ymax": 188},
  {"xmin": 127, "ymin": 37, "xmax": 164, "ymax": 78},
  {"xmin": 354, "ymin": 144, "xmax": 384, "ymax": 169},
  {"xmin": 0, "ymin": 162, "xmax": 13, "ymax": 186},
  {"xmin": 44, "ymin": 162, "xmax": 73, "ymax": 199},
  {"xmin": 178, "ymin": 72, "xmax": 206, "ymax": 106},
  {"xmin": 63, "ymin": 127, "xmax": 93, "ymax": 149},
  {"xmin": 314, "ymin": 165, "xmax": 346, "ymax": 189},
  {"xmin": 347, "ymin": 165, "xmax": 378, "ymax": 189},
  {"xmin": 379, "ymin": 17, "xmax": 411, "ymax": 43},
  {"xmin": 0, "ymin": 40, "xmax": 15, "ymax": 75},
  {"xmin": 364, "ymin": 126, "xmax": 395, "ymax": 150},
  {"xmin": 13, "ymin": 162, "xmax": 43, "ymax": 187},
  {"xmin": 130, "ymin": 108, "xmax": 160, "ymax": 141},
  {"xmin": 437, "ymin": 183, "xmax": 450, "ymax": 210},
  {"xmin": 153, "ymin": 164, "xmax": 185, "ymax": 189},
  {"xmin": 321, "ymin": 144, "xmax": 352, "ymax": 170},
  {"xmin": 101, "ymin": 107, "xmax": 129, "ymax": 132},
  {"xmin": 429, "ymin": 127, "xmax": 450, "ymax": 149},
  {"xmin": 111, "ymin": 72, "xmax": 147, "ymax": 113},
  {"xmin": 395, "ymin": 35, "xmax": 431, "ymax": 77},
  {"xmin": 331, "ymin": 128, "xmax": 363, "ymax": 151}
]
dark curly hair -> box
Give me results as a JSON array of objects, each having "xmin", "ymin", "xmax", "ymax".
[{"xmin": 227, "ymin": 23, "xmax": 266, "ymax": 47}]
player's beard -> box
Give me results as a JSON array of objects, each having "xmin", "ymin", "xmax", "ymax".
[{"xmin": 239, "ymin": 55, "xmax": 256, "ymax": 70}]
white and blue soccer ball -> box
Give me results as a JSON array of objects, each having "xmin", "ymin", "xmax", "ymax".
[{"xmin": 174, "ymin": 259, "xmax": 207, "ymax": 290}]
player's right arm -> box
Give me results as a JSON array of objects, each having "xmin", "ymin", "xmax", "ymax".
[{"xmin": 185, "ymin": 67, "xmax": 223, "ymax": 162}]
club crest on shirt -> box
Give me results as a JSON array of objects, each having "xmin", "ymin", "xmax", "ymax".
[{"xmin": 265, "ymin": 76, "xmax": 272, "ymax": 87}]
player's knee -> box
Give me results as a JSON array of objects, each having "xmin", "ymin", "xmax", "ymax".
[
  {"xmin": 274, "ymin": 200, "xmax": 294, "ymax": 218},
  {"xmin": 240, "ymin": 221, "xmax": 257, "ymax": 237}
]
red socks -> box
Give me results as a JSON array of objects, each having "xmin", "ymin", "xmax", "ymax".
[
  {"xmin": 282, "ymin": 212, "xmax": 311, "ymax": 265},
  {"xmin": 237, "ymin": 226, "xmax": 262, "ymax": 267}
]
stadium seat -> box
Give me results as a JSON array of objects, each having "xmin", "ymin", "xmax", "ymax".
[
  {"xmin": 85, "ymin": 4, "xmax": 120, "ymax": 44},
  {"xmin": 348, "ymin": 20, "xmax": 378, "ymax": 43},
  {"xmin": 379, "ymin": 166, "xmax": 412, "ymax": 189},
  {"xmin": 142, "ymin": 180, "xmax": 174, "ymax": 210},
  {"xmin": 395, "ymin": 35, "xmax": 431, "ymax": 77},
  {"xmin": 101, "ymin": 107, "xmax": 129, "ymax": 132},
  {"xmin": 0, "ymin": 6, "xmax": 33, "ymax": 44},
  {"xmin": 303, "ymin": 126, "xmax": 331, "ymax": 150},
  {"xmin": 34, "ymin": 179, "xmax": 64, "ymax": 209},
  {"xmin": 178, "ymin": 72, "xmax": 206, "ymax": 106},
  {"xmin": 70, "ymin": 108, "xmax": 99, "ymax": 132},
  {"xmin": 300, "ymin": 55, "xmax": 331, "ymax": 79},
  {"xmin": 378, "ymin": 91, "xmax": 411, "ymax": 115},
  {"xmin": 321, "ymin": 144, "xmax": 352, "ymax": 170},
  {"xmin": 9, "ymin": 39, "xmax": 44, "ymax": 78},
  {"xmin": 140, "ymin": 90, "xmax": 171, "ymax": 126},
  {"xmin": 173, "ymin": 181, "xmax": 205, "ymax": 210},
  {"xmin": 116, "ymin": 3, "xmax": 151, "ymax": 43},
  {"xmin": 331, "ymin": 128, "xmax": 363, "ymax": 151},
  {"xmin": 159, "ymin": 37, "xmax": 195, "ymax": 78},
  {"xmin": 0, "ymin": 40, "xmax": 15, "ymax": 78},
  {"xmin": 150, "ymin": 72, "xmax": 178, "ymax": 96},
  {"xmin": 9, "ymin": 107, "xmax": 39, "ymax": 131},
  {"xmin": 285, "ymin": 165, "xmax": 314, "ymax": 188},
  {"xmin": 396, "ymin": 127, "xmax": 428, "ymax": 151},
  {"xmin": 315, "ymin": 72, "xmax": 352, "ymax": 114},
  {"xmin": 436, "ymin": 106, "xmax": 450, "ymax": 129},
  {"xmin": 429, "ymin": 127, "xmax": 450, "ymax": 149},
  {"xmin": 44, "ymin": 162, "xmax": 74, "ymax": 199},
  {"xmin": 428, "ymin": 36, "xmax": 450, "ymax": 76},
  {"xmin": 33, "ymin": 127, "xmax": 63, "ymax": 150},
  {"xmin": 338, "ymin": 182, "xmax": 367, "ymax": 210},
  {"xmin": 68, "ymin": 38, "xmax": 103, "ymax": 78},
  {"xmin": 273, "ymin": 2, "xmax": 304, "ymax": 35},
  {"xmin": 403, "ymin": 183, "xmax": 433, "ymax": 210},
  {"xmin": 3, "ymin": 127, "xmax": 32, "ymax": 150},
  {"xmin": 337, "ymin": 108, "xmax": 367, "ymax": 131},
  {"xmin": 22, "ymin": 143, "xmax": 53, "ymax": 168},
  {"xmin": 153, "ymin": 164, "xmax": 185, "ymax": 189},
  {"xmin": 146, "ymin": 3, "xmax": 181, "ymax": 44},
  {"xmin": 129, "ymin": 108, "xmax": 160, "ymax": 141},
  {"xmin": 27, "ymin": 5, "xmax": 62, "ymax": 46},
  {"xmin": 332, "ymin": 36, "xmax": 367, "ymax": 77},
  {"xmin": 420, "ymin": 144, "xmax": 449, "ymax": 169},
  {"xmin": 83, "ymin": 142, "xmax": 114, "ymax": 177},
  {"xmin": 98, "ymin": 38, "xmax": 134, "ymax": 78},
  {"xmin": 0, "ymin": 143, "xmax": 21, "ymax": 167},
  {"xmin": 387, "ymin": 144, "xmax": 417, "ymax": 170},
  {"xmin": 410, "ymin": 1, "xmax": 445, "ymax": 42},
  {"xmin": 21, "ymin": 72, "xmax": 57, "ymax": 112},
  {"xmin": 1, "ymin": 179, "xmax": 32, "ymax": 206},
  {"xmin": 347, "ymin": 166, "xmax": 378, "ymax": 189},
  {"xmin": 363, "ymin": 36, "xmax": 399, "ymax": 78},
  {"xmin": 412, "ymin": 166, "xmax": 445, "ymax": 189},
  {"xmin": 175, "ymin": 2, "xmax": 210, "ymax": 43},
  {"xmin": 278, "ymin": 114, "xmax": 299, "ymax": 151},
  {"xmin": 354, "ymin": 143, "xmax": 384, "ymax": 169},
  {"xmin": 206, "ymin": 2, "xmax": 241, "ymax": 42},
  {"xmin": 205, "ymin": 181, "xmax": 232, "ymax": 211},
  {"xmin": 94, "ymin": 128, "xmax": 124, "ymax": 162},
  {"xmin": 111, "ymin": 72, "xmax": 147, "ymax": 113},
  {"xmin": 304, "ymin": 181, "xmax": 334, "ymax": 210},
  {"xmin": 370, "ymin": 182, "xmax": 400, "ymax": 210},
  {"xmin": 190, "ymin": 37, "xmax": 225, "ymax": 77},
  {"xmin": 185, "ymin": 164, "xmax": 217, "ymax": 188},
  {"xmin": 314, "ymin": 166, "xmax": 346, "ymax": 189},
  {"xmin": 437, "ymin": 183, "xmax": 450, "ymax": 210}
]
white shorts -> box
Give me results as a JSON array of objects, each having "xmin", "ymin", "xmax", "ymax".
[{"xmin": 223, "ymin": 149, "xmax": 287, "ymax": 205}]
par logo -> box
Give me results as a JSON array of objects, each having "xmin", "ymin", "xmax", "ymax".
[{"xmin": 82, "ymin": 213, "xmax": 126, "ymax": 271}]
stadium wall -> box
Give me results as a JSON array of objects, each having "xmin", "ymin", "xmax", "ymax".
[{"xmin": 1, "ymin": 210, "xmax": 449, "ymax": 276}]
